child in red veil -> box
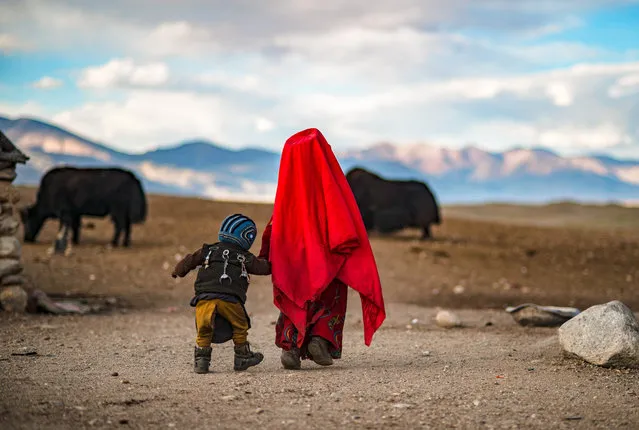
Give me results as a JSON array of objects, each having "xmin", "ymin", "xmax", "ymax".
[{"xmin": 258, "ymin": 128, "xmax": 385, "ymax": 369}]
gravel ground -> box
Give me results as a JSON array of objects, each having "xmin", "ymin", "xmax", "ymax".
[
  {"xmin": 2, "ymin": 301, "xmax": 638, "ymax": 430},
  {"xmin": 4, "ymin": 191, "xmax": 638, "ymax": 429}
]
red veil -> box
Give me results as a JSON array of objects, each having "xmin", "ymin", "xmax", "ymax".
[{"xmin": 266, "ymin": 128, "xmax": 385, "ymax": 347}]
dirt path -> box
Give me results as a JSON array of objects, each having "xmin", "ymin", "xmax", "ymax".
[
  {"xmin": 2, "ymin": 300, "xmax": 638, "ymax": 429},
  {"xmin": 4, "ymin": 192, "xmax": 638, "ymax": 428}
]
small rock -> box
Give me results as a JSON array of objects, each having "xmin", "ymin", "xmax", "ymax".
[
  {"xmin": 89, "ymin": 274, "xmax": 96, "ymax": 281},
  {"xmin": 222, "ymin": 395, "xmax": 236, "ymax": 401},
  {"xmin": 256, "ymin": 408, "xmax": 264, "ymax": 414},
  {"xmin": 121, "ymin": 380, "xmax": 130, "ymax": 384},
  {"xmin": 473, "ymin": 400, "xmax": 480, "ymax": 407},
  {"xmin": 1, "ymin": 273, "xmax": 26, "ymax": 286},
  {"xmin": 435, "ymin": 310, "xmax": 462, "ymax": 328},
  {"xmin": 0, "ymin": 259, "xmax": 22, "ymax": 279},
  {"xmin": 0, "ymin": 214, "xmax": 19, "ymax": 235},
  {"xmin": 1, "ymin": 286, "xmax": 28, "ymax": 312},
  {"xmin": 411, "ymin": 318, "xmax": 419, "ymax": 325},
  {"xmin": 558, "ymin": 300, "xmax": 639, "ymax": 368},
  {"xmin": 111, "ymin": 372, "xmax": 119, "ymax": 377},
  {"xmin": 162, "ymin": 262, "xmax": 170, "ymax": 271},
  {"xmin": 453, "ymin": 285, "xmax": 465, "ymax": 295},
  {"xmin": 392, "ymin": 403, "xmax": 413, "ymax": 409},
  {"xmin": 0, "ymin": 236, "xmax": 21, "ymax": 259},
  {"xmin": 422, "ymin": 350, "xmax": 431, "ymax": 357}
]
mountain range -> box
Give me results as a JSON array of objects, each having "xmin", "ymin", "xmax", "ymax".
[{"xmin": 2, "ymin": 114, "xmax": 639, "ymax": 204}]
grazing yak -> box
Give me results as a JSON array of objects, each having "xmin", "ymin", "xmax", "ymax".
[
  {"xmin": 345, "ymin": 167, "xmax": 441, "ymax": 239},
  {"xmin": 21, "ymin": 167, "xmax": 147, "ymax": 248}
]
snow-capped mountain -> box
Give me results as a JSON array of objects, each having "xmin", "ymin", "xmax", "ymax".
[{"xmin": 2, "ymin": 114, "xmax": 639, "ymax": 204}]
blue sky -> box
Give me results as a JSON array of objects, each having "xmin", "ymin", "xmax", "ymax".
[{"xmin": 1, "ymin": 0, "xmax": 639, "ymax": 157}]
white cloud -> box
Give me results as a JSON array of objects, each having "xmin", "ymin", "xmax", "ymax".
[
  {"xmin": 78, "ymin": 58, "xmax": 169, "ymax": 89},
  {"xmin": 0, "ymin": 33, "xmax": 27, "ymax": 53},
  {"xmin": 137, "ymin": 161, "xmax": 215, "ymax": 188},
  {"xmin": 608, "ymin": 74, "xmax": 639, "ymax": 98},
  {"xmin": 136, "ymin": 21, "xmax": 219, "ymax": 57},
  {"xmin": 197, "ymin": 73, "xmax": 263, "ymax": 92},
  {"xmin": 43, "ymin": 60, "xmax": 638, "ymax": 155},
  {"xmin": 203, "ymin": 180, "xmax": 277, "ymax": 203},
  {"xmin": 545, "ymin": 82, "xmax": 573, "ymax": 106},
  {"xmin": 1, "ymin": 0, "xmax": 628, "ymax": 57},
  {"xmin": 538, "ymin": 124, "xmax": 632, "ymax": 150},
  {"xmin": 32, "ymin": 76, "xmax": 63, "ymax": 90},
  {"xmin": 255, "ymin": 117, "xmax": 275, "ymax": 132},
  {"xmin": 0, "ymin": 100, "xmax": 48, "ymax": 118},
  {"xmin": 4, "ymin": 0, "xmax": 639, "ymax": 158},
  {"xmin": 50, "ymin": 90, "xmax": 245, "ymax": 152}
]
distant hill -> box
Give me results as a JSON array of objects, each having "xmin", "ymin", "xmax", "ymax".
[{"xmin": 3, "ymin": 114, "xmax": 639, "ymax": 204}]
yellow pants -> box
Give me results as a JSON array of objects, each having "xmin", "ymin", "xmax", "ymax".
[{"xmin": 195, "ymin": 299, "xmax": 249, "ymax": 347}]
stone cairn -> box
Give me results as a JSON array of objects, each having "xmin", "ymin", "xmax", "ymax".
[{"xmin": 0, "ymin": 130, "xmax": 29, "ymax": 312}]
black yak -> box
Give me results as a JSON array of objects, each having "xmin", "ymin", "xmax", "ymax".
[
  {"xmin": 345, "ymin": 167, "xmax": 441, "ymax": 239},
  {"xmin": 20, "ymin": 167, "xmax": 147, "ymax": 249}
]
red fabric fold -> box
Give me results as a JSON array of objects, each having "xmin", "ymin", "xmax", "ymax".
[{"xmin": 267, "ymin": 128, "xmax": 385, "ymax": 347}]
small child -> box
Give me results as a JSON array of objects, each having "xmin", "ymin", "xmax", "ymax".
[{"xmin": 172, "ymin": 214, "xmax": 271, "ymax": 373}]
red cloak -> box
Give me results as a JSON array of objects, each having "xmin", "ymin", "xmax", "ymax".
[{"xmin": 267, "ymin": 128, "xmax": 385, "ymax": 347}]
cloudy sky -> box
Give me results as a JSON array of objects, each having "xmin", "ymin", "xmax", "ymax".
[{"xmin": 1, "ymin": 0, "xmax": 639, "ymax": 157}]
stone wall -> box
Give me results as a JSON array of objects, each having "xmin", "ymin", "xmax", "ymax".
[{"xmin": 0, "ymin": 132, "xmax": 29, "ymax": 312}]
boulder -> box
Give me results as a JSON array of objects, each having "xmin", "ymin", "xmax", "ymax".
[
  {"xmin": 0, "ymin": 286, "xmax": 28, "ymax": 312},
  {"xmin": 0, "ymin": 215, "xmax": 19, "ymax": 235},
  {"xmin": 558, "ymin": 300, "xmax": 639, "ymax": 368}
]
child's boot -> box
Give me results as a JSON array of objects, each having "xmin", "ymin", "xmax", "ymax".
[
  {"xmin": 280, "ymin": 347, "xmax": 301, "ymax": 370},
  {"xmin": 233, "ymin": 342, "xmax": 264, "ymax": 371},
  {"xmin": 194, "ymin": 346, "xmax": 212, "ymax": 374}
]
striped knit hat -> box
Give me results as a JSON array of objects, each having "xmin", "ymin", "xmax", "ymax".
[{"xmin": 218, "ymin": 214, "xmax": 257, "ymax": 250}]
